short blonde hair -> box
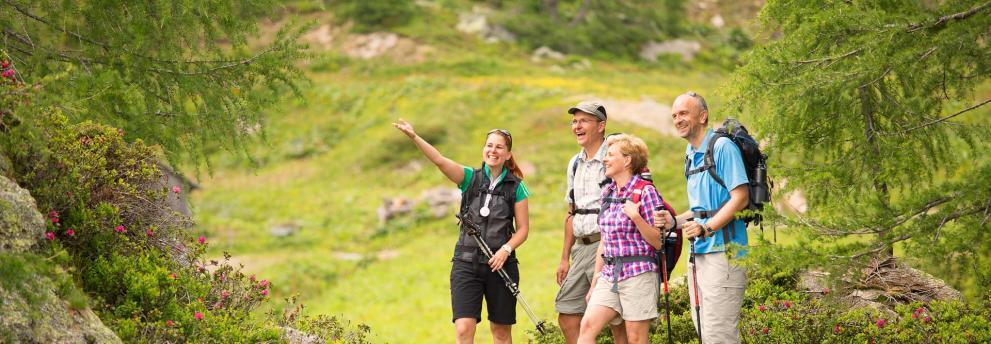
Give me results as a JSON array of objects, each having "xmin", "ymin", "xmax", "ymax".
[{"xmin": 606, "ymin": 134, "xmax": 649, "ymax": 174}]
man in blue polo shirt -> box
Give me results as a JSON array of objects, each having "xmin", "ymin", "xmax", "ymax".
[{"xmin": 655, "ymin": 91, "xmax": 749, "ymax": 343}]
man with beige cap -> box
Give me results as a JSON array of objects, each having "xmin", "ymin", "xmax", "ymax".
[{"xmin": 554, "ymin": 101, "xmax": 627, "ymax": 344}]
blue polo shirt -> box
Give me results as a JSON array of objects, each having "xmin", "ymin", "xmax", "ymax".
[{"xmin": 685, "ymin": 129, "xmax": 749, "ymax": 255}]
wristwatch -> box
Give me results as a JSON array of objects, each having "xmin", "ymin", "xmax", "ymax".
[
  {"xmin": 501, "ymin": 244, "xmax": 513, "ymax": 254},
  {"xmin": 701, "ymin": 223, "xmax": 715, "ymax": 237}
]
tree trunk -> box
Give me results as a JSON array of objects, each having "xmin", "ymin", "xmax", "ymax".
[
  {"xmin": 545, "ymin": 0, "xmax": 558, "ymax": 21},
  {"xmin": 859, "ymin": 85, "xmax": 895, "ymax": 257},
  {"xmin": 568, "ymin": 0, "xmax": 591, "ymax": 28}
]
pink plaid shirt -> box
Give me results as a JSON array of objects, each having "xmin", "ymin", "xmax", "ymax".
[{"xmin": 598, "ymin": 175, "xmax": 661, "ymax": 282}]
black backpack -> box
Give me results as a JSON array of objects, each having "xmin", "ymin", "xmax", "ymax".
[{"xmin": 684, "ymin": 118, "xmax": 771, "ymax": 226}]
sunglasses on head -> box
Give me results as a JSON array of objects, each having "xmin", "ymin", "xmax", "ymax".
[{"xmin": 488, "ymin": 129, "xmax": 512, "ymax": 140}]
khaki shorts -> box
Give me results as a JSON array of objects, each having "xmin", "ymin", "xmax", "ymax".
[
  {"xmin": 588, "ymin": 272, "xmax": 659, "ymax": 322},
  {"xmin": 554, "ymin": 242, "xmax": 598, "ymax": 314},
  {"xmin": 687, "ymin": 252, "xmax": 747, "ymax": 344}
]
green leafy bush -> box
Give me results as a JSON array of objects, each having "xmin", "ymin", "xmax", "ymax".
[{"xmin": 333, "ymin": 0, "xmax": 417, "ymax": 33}]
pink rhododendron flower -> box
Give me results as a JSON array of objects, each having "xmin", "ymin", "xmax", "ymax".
[
  {"xmin": 197, "ymin": 236, "xmax": 206, "ymax": 244},
  {"xmin": 172, "ymin": 185, "xmax": 181, "ymax": 194},
  {"xmin": 65, "ymin": 229, "xmax": 75, "ymax": 236},
  {"xmin": 146, "ymin": 229, "xmax": 155, "ymax": 237},
  {"xmin": 194, "ymin": 312, "xmax": 203, "ymax": 320},
  {"xmin": 259, "ymin": 279, "xmax": 269, "ymax": 287},
  {"xmin": 45, "ymin": 232, "xmax": 55, "ymax": 240},
  {"xmin": 260, "ymin": 289, "xmax": 269, "ymax": 296},
  {"xmin": 165, "ymin": 320, "xmax": 174, "ymax": 327},
  {"xmin": 875, "ymin": 318, "xmax": 886, "ymax": 328},
  {"xmin": 834, "ymin": 325, "xmax": 841, "ymax": 334},
  {"xmin": 2, "ymin": 69, "xmax": 14, "ymax": 78},
  {"xmin": 761, "ymin": 327, "xmax": 768, "ymax": 334},
  {"xmin": 221, "ymin": 290, "xmax": 230, "ymax": 298},
  {"xmin": 51, "ymin": 217, "xmax": 59, "ymax": 224},
  {"xmin": 115, "ymin": 225, "xmax": 126, "ymax": 233},
  {"xmin": 758, "ymin": 305, "xmax": 766, "ymax": 312},
  {"xmin": 782, "ymin": 300, "xmax": 791, "ymax": 309}
]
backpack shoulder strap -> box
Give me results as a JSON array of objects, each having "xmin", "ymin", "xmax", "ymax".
[
  {"xmin": 685, "ymin": 132, "xmax": 730, "ymax": 189},
  {"xmin": 567, "ymin": 152, "xmax": 582, "ymax": 204},
  {"xmin": 629, "ymin": 178, "xmax": 653, "ymax": 204},
  {"xmin": 704, "ymin": 134, "xmax": 728, "ymax": 189},
  {"xmin": 459, "ymin": 167, "xmax": 486, "ymax": 214}
]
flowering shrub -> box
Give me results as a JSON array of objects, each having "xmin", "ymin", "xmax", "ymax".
[{"xmin": 0, "ymin": 111, "xmax": 373, "ymax": 342}]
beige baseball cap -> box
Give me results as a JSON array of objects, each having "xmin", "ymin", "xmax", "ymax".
[{"xmin": 568, "ymin": 101, "xmax": 607, "ymax": 121}]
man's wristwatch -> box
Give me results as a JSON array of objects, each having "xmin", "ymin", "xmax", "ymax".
[
  {"xmin": 501, "ymin": 244, "xmax": 513, "ymax": 254},
  {"xmin": 701, "ymin": 223, "xmax": 715, "ymax": 237}
]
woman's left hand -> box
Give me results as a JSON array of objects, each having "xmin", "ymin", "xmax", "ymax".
[
  {"xmin": 622, "ymin": 200, "xmax": 642, "ymax": 221},
  {"xmin": 488, "ymin": 249, "xmax": 510, "ymax": 271}
]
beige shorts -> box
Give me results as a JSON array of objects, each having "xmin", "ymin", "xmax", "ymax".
[
  {"xmin": 554, "ymin": 242, "xmax": 598, "ymax": 314},
  {"xmin": 687, "ymin": 252, "xmax": 747, "ymax": 344},
  {"xmin": 588, "ymin": 272, "xmax": 659, "ymax": 322}
]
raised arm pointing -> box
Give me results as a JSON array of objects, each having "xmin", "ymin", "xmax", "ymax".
[{"xmin": 393, "ymin": 119, "xmax": 466, "ymax": 185}]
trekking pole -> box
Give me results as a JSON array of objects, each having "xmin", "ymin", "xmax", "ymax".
[
  {"xmin": 689, "ymin": 232, "xmax": 703, "ymax": 343},
  {"xmin": 458, "ymin": 214, "xmax": 547, "ymax": 335},
  {"xmin": 655, "ymin": 206, "xmax": 673, "ymax": 344}
]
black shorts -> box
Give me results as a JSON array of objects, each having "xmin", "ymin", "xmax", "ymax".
[{"xmin": 450, "ymin": 259, "xmax": 519, "ymax": 325}]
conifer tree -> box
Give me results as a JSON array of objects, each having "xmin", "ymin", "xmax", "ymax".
[
  {"xmin": 1, "ymin": 0, "xmax": 308, "ymax": 167},
  {"xmin": 732, "ymin": 0, "xmax": 991, "ymax": 294}
]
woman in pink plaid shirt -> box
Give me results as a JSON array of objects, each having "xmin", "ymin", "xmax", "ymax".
[{"xmin": 577, "ymin": 134, "xmax": 664, "ymax": 344}]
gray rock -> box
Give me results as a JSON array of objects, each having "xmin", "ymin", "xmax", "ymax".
[
  {"xmin": 0, "ymin": 175, "xmax": 45, "ymax": 253},
  {"xmin": 0, "ymin": 255, "xmax": 122, "ymax": 343},
  {"xmin": 639, "ymin": 39, "xmax": 702, "ymax": 62},
  {"xmin": 420, "ymin": 187, "xmax": 460, "ymax": 219},
  {"xmin": 271, "ymin": 221, "xmax": 302, "ymax": 238},
  {"xmin": 0, "ymin": 152, "xmax": 12, "ymax": 179},
  {"xmin": 531, "ymin": 46, "xmax": 565, "ymax": 63},
  {"xmin": 456, "ymin": 7, "xmax": 516, "ymax": 43},
  {"xmin": 282, "ymin": 326, "xmax": 325, "ymax": 344},
  {"xmin": 376, "ymin": 197, "xmax": 413, "ymax": 225}
]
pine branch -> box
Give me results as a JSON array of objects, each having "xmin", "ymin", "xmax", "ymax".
[
  {"xmin": 3, "ymin": 0, "xmax": 109, "ymax": 49},
  {"xmin": 144, "ymin": 47, "xmax": 277, "ymax": 76},
  {"xmin": 847, "ymin": 234, "xmax": 912, "ymax": 259},
  {"xmin": 903, "ymin": 97, "xmax": 991, "ymax": 133},
  {"xmin": 888, "ymin": 195, "xmax": 956, "ymax": 229},
  {"xmin": 906, "ymin": 1, "xmax": 991, "ymax": 33},
  {"xmin": 792, "ymin": 48, "xmax": 862, "ymax": 65}
]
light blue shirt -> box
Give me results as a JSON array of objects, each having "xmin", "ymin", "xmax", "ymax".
[{"xmin": 685, "ymin": 129, "xmax": 749, "ymax": 255}]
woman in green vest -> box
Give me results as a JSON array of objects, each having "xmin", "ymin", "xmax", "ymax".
[{"xmin": 394, "ymin": 119, "xmax": 531, "ymax": 344}]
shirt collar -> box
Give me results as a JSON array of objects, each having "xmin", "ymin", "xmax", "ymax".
[
  {"xmin": 619, "ymin": 174, "xmax": 642, "ymax": 193},
  {"xmin": 581, "ymin": 140, "xmax": 608, "ymax": 163},
  {"xmin": 483, "ymin": 164, "xmax": 508, "ymax": 183},
  {"xmin": 686, "ymin": 128, "xmax": 715, "ymax": 155}
]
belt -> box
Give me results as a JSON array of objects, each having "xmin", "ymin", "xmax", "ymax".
[
  {"xmin": 602, "ymin": 255, "xmax": 656, "ymax": 293},
  {"xmin": 573, "ymin": 208, "xmax": 599, "ymax": 215},
  {"xmin": 576, "ymin": 233, "xmax": 600, "ymax": 245}
]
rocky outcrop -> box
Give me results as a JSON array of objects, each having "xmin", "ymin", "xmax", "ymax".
[
  {"xmin": 798, "ymin": 257, "xmax": 963, "ymax": 317},
  {"xmin": 0, "ymin": 175, "xmax": 122, "ymax": 343},
  {"xmin": 640, "ymin": 39, "xmax": 702, "ymax": 62},
  {"xmin": 456, "ymin": 7, "xmax": 516, "ymax": 43},
  {"xmin": 0, "ymin": 282, "xmax": 121, "ymax": 344},
  {"xmin": 0, "ymin": 175, "xmax": 44, "ymax": 253}
]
